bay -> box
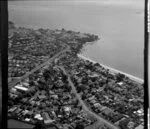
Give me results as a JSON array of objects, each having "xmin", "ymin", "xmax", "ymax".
[{"xmin": 8, "ymin": 0, "xmax": 144, "ymax": 79}]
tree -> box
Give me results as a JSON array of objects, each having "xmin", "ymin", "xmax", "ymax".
[
  {"xmin": 119, "ymin": 119, "xmax": 130, "ymax": 129},
  {"xmin": 62, "ymin": 28, "xmax": 65, "ymax": 31},
  {"xmin": 76, "ymin": 84, "xmax": 87, "ymax": 93},
  {"xmin": 29, "ymin": 80, "xmax": 35, "ymax": 86},
  {"xmin": 8, "ymin": 100, "xmax": 13, "ymax": 106},
  {"xmin": 33, "ymin": 121, "xmax": 46, "ymax": 129},
  {"xmin": 75, "ymin": 124, "xmax": 84, "ymax": 129},
  {"xmin": 116, "ymin": 73, "xmax": 125, "ymax": 82},
  {"xmin": 43, "ymin": 69, "xmax": 51, "ymax": 81},
  {"xmin": 62, "ymin": 74, "xmax": 68, "ymax": 83}
]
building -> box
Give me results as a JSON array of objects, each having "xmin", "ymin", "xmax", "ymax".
[
  {"xmin": 135, "ymin": 124, "xmax": 144, "ymax": 129},
  {"xmin": 8, "ymin": 107, "xmax": 17, "ymax": 113},
  {"xmin": 14, "ymin": 85, "xmax": 28, "ymax": 92},
  {"xmin": 10, "ymin": 88, "xmax": 17, "ymax": 94},
  {"xmin": 34, "ymin": 114, "xmax": 43, "ymax": 121},
  {"xmin": 42, "ymin": 112, "xmax": 54, "ymax": 125}
]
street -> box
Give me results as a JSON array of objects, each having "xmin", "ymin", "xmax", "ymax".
[
  {"xmin": 8, "ymin": 46, "xmax": 70, "ymax": 89},
  {"xmin": 57, "ymin": 66, "xmax": 119, "ymax": 129}
]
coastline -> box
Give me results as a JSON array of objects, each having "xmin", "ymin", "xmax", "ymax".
[{"xmin": 78, "ymin": 54, "xmax": 144, "ymax": 84}]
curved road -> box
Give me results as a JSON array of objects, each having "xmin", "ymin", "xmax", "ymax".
[{"xmin": 58, "ymin": 66, "xmax": 119, "ymax": 129}]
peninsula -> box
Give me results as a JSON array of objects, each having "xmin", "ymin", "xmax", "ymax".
[{"xmin": 8, "ymin": 22, "xmax": 144, "ymax": 129}]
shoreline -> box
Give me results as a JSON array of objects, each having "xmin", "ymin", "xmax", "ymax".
[{"xmin": 77, "ymin": 54, "xmax": 144, "ymax": 84}]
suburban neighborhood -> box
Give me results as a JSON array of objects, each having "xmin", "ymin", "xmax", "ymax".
[{"xmin": 8, "ymin": 22, "xmax": 144, "ymax": 129}]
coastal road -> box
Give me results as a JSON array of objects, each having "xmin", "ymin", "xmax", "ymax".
[
  {"xmin": 8, "ymin": 46, "xmax": 70, "ymax": 89},
  {"xmin": 57, "ymin": 66, "xmax": 119, "ymax": 129}
]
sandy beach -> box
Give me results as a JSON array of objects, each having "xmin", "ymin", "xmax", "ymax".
[{"xmin": 78, "ymin": 54, "xmax": 144, "ymax": 84}]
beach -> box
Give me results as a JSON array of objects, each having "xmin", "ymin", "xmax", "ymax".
[
  {"xmin": 78, "ymin": 54, "xmax": 144, "ymax": 84},
  {"xmin": 8, "ymin": 0, "xmax": 144, "ymax": 79}
]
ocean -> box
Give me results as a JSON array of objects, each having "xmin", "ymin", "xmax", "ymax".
[{"xmin": 8, "ymin": 0, "xmax": 144, "ymax": 79}]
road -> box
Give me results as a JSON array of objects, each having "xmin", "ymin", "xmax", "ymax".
[
  {"xmin": 8, "ymin": 46, "xmax": 70, "ymax": 89},
  {"xmin": 58, "ymin": 66, "xmax": 119, "ymax": 129}
]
